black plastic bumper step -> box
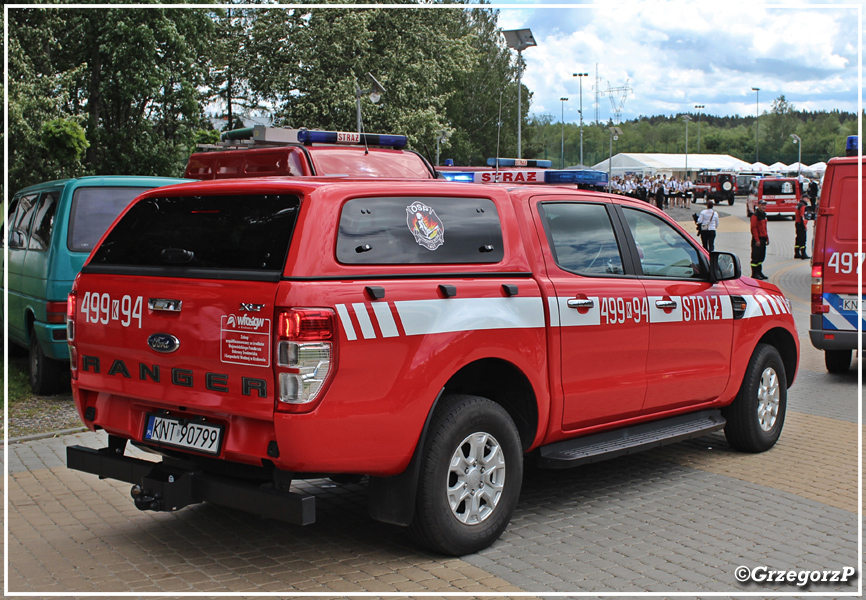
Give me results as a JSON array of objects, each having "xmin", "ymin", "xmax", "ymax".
[{"xmin": 538, "ymin": 409, "xmax": 726, "ymax": 469}]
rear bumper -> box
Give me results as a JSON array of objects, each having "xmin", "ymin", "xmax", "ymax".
[
  {"xmin": 33, "ymin": 321, "xmax": 69, "ymax": 361},
  {"xmin": 66, "ymin": 442, "xmax": 315, "ymax": 525},
  {"xmin": 810, "ymin": 315, "xmax": 863, "ymax": 350}
]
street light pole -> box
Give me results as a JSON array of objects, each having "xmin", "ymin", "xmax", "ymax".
[
  {"xmin": 694, "ymin": 104, "xmax": 704, "ymax": 154},
  {"xmin": 682, "ymin": 115, "xmax": 692, "ymax": 181},
  {"xmin": 560, "ymin": 97, "xmax": 568, "ymax": 169},
  {"xmin": 573, "ymin": 72, "xmax": 588, "ymax": 165},
  {"xmin": 503, "ymin": 29, "xmax": 537, "ymax": 159},
  {"xmin": 607, "ymin": 126, "xmax": 622, "ymax": 191},
  {"xmin": 751, "ymin": 87, "xmax": 760, "ymax": 162},
  {"xmin": 790, "ymin": 134, "xmax": 802, "ymax": 179}
]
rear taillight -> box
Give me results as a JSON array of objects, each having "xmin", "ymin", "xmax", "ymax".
[
  {"xmin": 275, "ymin": 308, "xmax": 336, "ymax": 411},
  {"xmin": 67, "ymin": 291, "xmax": 78, "ymax": 378},
  {"xmin": 46, "ymin": 301, "xmax": 67, "ymax": 324},
  {"xmin": 811, "ymin": 264, "xmax": 828, "ymax": 314}
]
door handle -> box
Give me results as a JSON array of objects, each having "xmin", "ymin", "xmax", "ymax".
[
  {"xmin": 655, "ymin": 299, "xmax": 677, "ymax": 309},
  {"xmin": 567, "ymin": 298, "xmax": 595, "ymax": 309}
]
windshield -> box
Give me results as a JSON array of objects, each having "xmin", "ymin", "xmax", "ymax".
[{"xmin": 308, "ymin": 147, "xmax": 433, "ymax": 178}]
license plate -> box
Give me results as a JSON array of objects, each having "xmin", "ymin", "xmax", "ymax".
[
  {"xmin": 842, "ymin": 298, "xmax": 861, "ymax": 312},
  {"xmin": 143, "ymin": 413, "xmax": 223, "ymax": 455}
]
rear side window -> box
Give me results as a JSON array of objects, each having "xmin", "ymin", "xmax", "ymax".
[
  {"xmin": 336, "ymin": 196, "xmax": 503, "ymax": 264},
  {"xmin": 761, "ymin": 180, "xmax": 797, "ymax": 196},
  {"xmin": 10, "ymin": 194, "xmax": 39, "ymax": 249},
  {"xmin": 88, "ymin": 195, "xmax": 300, "ymax": 278},
  {"xmin": 68, "ymin": 187, "xmax": 154, "ymax": 252}
]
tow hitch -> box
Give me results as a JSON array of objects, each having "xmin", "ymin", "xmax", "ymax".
[{"xmin": 67, "ymin": 437, "xmax": 315, "ymax": 526}]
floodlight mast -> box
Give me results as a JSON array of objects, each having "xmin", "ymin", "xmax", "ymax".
[
  {"xmin": 356, "ymin": 73, "xmax": 386, "ymax": 134},
  {"xmin": 503, "ymin": 28, "xmax": 536, "ymax": 158}
]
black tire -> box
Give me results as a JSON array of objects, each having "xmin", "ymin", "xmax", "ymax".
[
  {"xmin": 409, "ymin": 394, "xmax": 522, "ymax": 556},
  {"xmin": 29, "ymin": 329, "xmax": 68, "ymax": 396},
  {"xmin": 825, "ymin": 349, "xmax": 852, "ymax": 374},
  {"xmin": 723, "ymin": 343, "xmax": 786, "ymax": 452}
]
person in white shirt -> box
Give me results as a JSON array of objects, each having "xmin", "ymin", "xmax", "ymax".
[{"xmin": 696, "ymin": 199, "xmax": 720, "ymax": 251}]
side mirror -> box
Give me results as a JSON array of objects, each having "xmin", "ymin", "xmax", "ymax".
[{"xmin": 711, "ymin": 251, "xmax": 740, "ymax": 282}]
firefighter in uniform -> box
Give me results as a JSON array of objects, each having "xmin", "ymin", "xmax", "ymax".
[
  {"xmin": 750, "ymin": 200, "xmax": 770, "ymax": 280},
  {"xmin": 794, "ymin": 197, "xmax": 810, "ymax": 260}
]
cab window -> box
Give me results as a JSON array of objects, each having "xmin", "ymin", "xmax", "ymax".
[
  {"xmin": 540, "ymin": 202, "xmax": 624, "ymax": 275},
  {"xmin": 622, "ymin": 208, "xmax": 702, "ymax": 279},
  {"xmin": 3, "ymin": 196, "xmax": 21, "ymax": 248},
  {"xmin": 28, "ymin": 192, "xmax": 58, "ymax": 251},
  {"xmin": 9, "ymin": 193, "xmax": 39, "ymax": 249}
]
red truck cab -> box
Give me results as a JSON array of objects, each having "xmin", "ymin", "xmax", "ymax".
[
  {"xmin": 66, "ymin": 178, "xmax": 798, "ymax": 555},
  {"xmin": 185, "ymin": 126, "xmax": 437, "ymax": 180}
]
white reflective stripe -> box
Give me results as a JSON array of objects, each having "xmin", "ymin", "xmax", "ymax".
[
  {"xmin": 352, "ymin": 303, "xmax": 376, "ymax": 339},
  {"xmin": 765, "ymin": 295, "xmax": 783, "ymax": 315},
  {"xmin": 335, "ymin": 304, "xmax": 357, "ymax": 341},
  {"xmin": 557, "ymin": 296, "xmax": 601, "ymax": 327},
  {"xmin": 548, "ymin": 297, "xmax": 561, "ymax": 327},
  {"xmin": 742, "ymin": 295, "xmax": 765, "ymax": 319},
  {"xmin": 824, "ymin": 298, "xmax": 857, "ymax": 331},
  {"xmin": 648, "ymin": 296, "xmax": 683, "ymax": 323},
  {"xmin": 395, "ymin": 297, "xmax": 545, "ymax": 336},
  {"xmin": 371, "ymin": 302, "xmax": 399, "ymax": 338},
  {"xmin": 755, "ymin": 295, "xmax": 773, "ymax": 316}
]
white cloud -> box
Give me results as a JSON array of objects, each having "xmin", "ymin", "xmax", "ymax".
[{"xmin": 495, "ymin": 1, "xmax": 861, "ymax": 120}]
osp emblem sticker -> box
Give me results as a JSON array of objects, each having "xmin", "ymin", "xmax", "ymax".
[{"xmin": 406, "ymin": 201, "xmax": 444, "ymax": 251}]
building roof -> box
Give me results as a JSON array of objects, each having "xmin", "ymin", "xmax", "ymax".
[{"xmin": 591, "ymin": 153, "xmax": 752, "ymax": 174}]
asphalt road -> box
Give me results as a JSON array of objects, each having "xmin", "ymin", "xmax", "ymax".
[{"xmin": 4, "ymin": 201, "xmax": 861, "ymax": 596}]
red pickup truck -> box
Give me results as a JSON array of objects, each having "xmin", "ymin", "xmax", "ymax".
[{"xmin": 66, "ymin": 178, "xmax": 798, "ymax": 555}]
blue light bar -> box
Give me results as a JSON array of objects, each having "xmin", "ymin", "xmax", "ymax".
[
  {"xmin": 544, "ymin": 169, "xmax": 609, "ymax": 186},
  {"xmin": 846, "ymin": 135, "xmax": 858, "ymax": 157},
  {"xmin": 486, "ymin": 158, "xmax": 553, "ymax": 168},
  {"xmin": 297, "ymin": 130, "xmax": 408, "ymax": 148},
  {"xmin": 440, "ymin": 171, "xmax": 476, "ymax": 182}
]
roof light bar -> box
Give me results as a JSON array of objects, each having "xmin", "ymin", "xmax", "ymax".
[
  {"xmin": 297, "ymin": 130, "xmax": 408, "ymax": 148},
  {"xmin": 544, "ymin": 169, "xmax": 609, "ymax": 186},
  {"xmin": 486, "ymin": 158, "xmax": 553, "ymax": 168},
  {"xmin": 440, "ymin": 168, "xmax": 609, "ymax": 187}
]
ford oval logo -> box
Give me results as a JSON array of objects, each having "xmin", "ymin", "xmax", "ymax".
[{"xmin": 147, "ymin": 333, "xmax": 180, "ymax": 354}]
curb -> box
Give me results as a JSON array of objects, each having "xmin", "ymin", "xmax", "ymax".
[{"xmin": 2, "ymin": 426, "xmax": 89, "ymax": 445}]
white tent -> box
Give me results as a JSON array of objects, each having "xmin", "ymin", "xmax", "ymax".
[
  {"xmin": 808, "ymin": 161, "xmax": 827, "ymax": 173},
  {"xmin": 785, "ymin": 162, "xmax": 809, "ymax": 174},
  {"xmin": 751, "ymin": 162, "xmax": 770, "ymax": 171},
  {"xmin": 768, "ymin": 162, "xmax": 789, "ymax": 171},
  {"xmin": 591, "ymin": 153, "xmax": 752, "ymax": 179}
]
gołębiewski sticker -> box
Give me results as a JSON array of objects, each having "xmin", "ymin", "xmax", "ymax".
[{"xmin": 406, "ymin": 201, "xmax": 444, "ymax": 251}]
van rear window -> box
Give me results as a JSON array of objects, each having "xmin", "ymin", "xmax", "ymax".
[
  {"xmin": 69, "ymin": 187, "xmax": 153, "ymax": 252},
  {"xmin": 87, "ymin": 195, "xmax": 300, "ymax": 279}
]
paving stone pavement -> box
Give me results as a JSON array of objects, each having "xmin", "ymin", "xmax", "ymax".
[{"xmin": 4, "ymin": 208, "xmax": 862, "ymax": 597}]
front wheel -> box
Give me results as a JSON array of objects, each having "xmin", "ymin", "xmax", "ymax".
[
  {"xmin": 723, "ymin": 343, "xmax": 787, "ymax": 452},
  {"xmin": 825, "ymin": 349, "xmax": 852, "ymax": 374},
  {"xmin": 409, "ymin": 394, "xmax": 523, "ymax": 556}
]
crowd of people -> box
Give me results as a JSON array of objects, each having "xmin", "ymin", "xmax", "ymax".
[{"xmin": 607, "ymin": 174, "xmax": 695, "ymax": 209}]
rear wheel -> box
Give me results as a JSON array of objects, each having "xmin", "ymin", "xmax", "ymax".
[
  {"xmin": 825, "ymin": 349, "xmax": 852, "ymax": 374},
  {"xmin": 29, "ymin": 328, "xmax": 68, "ymax": 395},
  {"xmin": 723, "ymin": 343, "xmax": 786, "ymax": 452},
  {"xmin": 409, "ymin": 394, "xmax": 522, "ymax": 556}
]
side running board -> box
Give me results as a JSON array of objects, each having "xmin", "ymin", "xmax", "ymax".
[{"xmin": 538, "ymin": 409, "xmax": 726, "ymax": 469}]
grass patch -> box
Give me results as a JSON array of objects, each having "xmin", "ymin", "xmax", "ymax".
[{"xmin": 6, "ymin": 356, "xmax": 33, "ymax": 405}]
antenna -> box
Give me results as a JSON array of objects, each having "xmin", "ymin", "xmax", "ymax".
[
  {"xmin": 496, "ymin": 92, "xmax": 503, "ymax": 180},
  {"xmin": 356, "ymin": 73, "xmax": 386, "ymax": 134}
]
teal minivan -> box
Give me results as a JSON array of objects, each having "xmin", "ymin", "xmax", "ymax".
[{"xmin": 3, "ymin": 176, "xmax": 190, "ymax": 394}]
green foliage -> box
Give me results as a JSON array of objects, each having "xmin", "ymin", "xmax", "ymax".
[
  {"xmin": 525, "ymin": 100, "xmax": 860, "ymax": 169},
  {"xmin": 41, "ymin": 119, "xmax": 89, "ymax": 164}
]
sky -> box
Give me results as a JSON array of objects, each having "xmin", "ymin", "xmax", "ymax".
[{"xmin": 492, "ymin": 1, "xmax": 862, "ymax": 124}]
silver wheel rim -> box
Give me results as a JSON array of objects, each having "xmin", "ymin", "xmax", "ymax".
[
  {"xmin": 447, "ymin": 431, "xmax": 506, "ymax": 525},
  {"xmin": 757, "ymin": 366, "xmax": 780, "ymax": 431}
]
